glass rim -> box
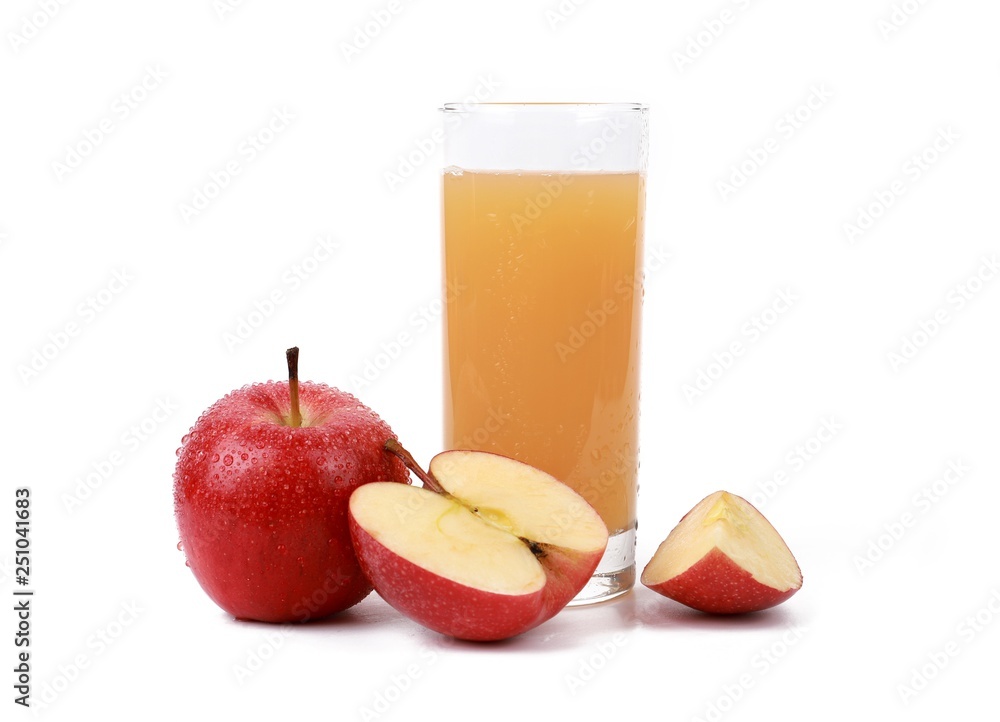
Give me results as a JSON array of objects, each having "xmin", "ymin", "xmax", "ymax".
[{"xmin": 441, "ymin": 102, "xmax": 647, "ymax": 113}]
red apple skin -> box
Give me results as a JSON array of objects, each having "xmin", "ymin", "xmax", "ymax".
[
  {"xmin": 174, "ymin": 381, "xmax": 408, "ymax": 623},
  {"xmin": 349, "ymin": 522, "xmax": 544, "ymax": 641},
  {"xmin": 644, "ymin": 548, "xmax": 799, "ymax": 615},
  {"xmin": 533, "ymin": 542, "xmax": 604, "ymax": 616},
  {"xmin": 349, "ymin": 512, "xmax": 605, "ymax": 641}
]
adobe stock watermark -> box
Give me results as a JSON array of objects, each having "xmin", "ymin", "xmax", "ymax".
[
  {"xmin": 51, "ymin": 64, "xmax": 168, "ymax": 181},
  {"xmin": 16, "ymin": 268, "xmax": 134, "ymax": 387},
  {"xmin": 234, "ymin": 564, "xmax": 366, "ymax": 685},
  {"xmin": 61, "ymin": 397, "xmax": 179, "ymax": 514},
  {"xmin": 887, "ymin": 254, "xmax": 997, "ymax": 372},
  {"xmin": 843, "ymin": 126, "xmax": 960, "ymax": 244},
  {"xmin": 747, "ymin": 416, "xmax": 843, "ymax": 509},
  {"xmin": 564, "ymin": 632, "xmax": 631, "ymax": 695},
  {"xmin": 233, "ymin": 625, "xmax": 291, "ymax": 685},
  {"xmin": 7, "ymin": 0, "xmax": 71, "ymax": 53},
  {"xmin": 391, "ymin": 482, "xmax": 433, "ymax": 522},
  {"xmin": 453, "ymin": 406, "xmax": 509, "ymax": 449},
  {"xmin": 545, "ymin": 0, "xmax": 591, "ymax": 30},
  {"xmin": 878, "ymin": 0, "xmax": 931, "ymax": 39},
  {"xmin": 387, "ymin": 408, "xmax": 502, "ymax": 525},
  {"xmin": 716, "ymin": 83, "xmax": 833, "ymax": 202},
  {"xmin": 681, "ymin": 288, "xmax": 798, "ymax": 404},
  {"xmin": 213, "ymin": 0, "xmax": 248, "ymax": 20},
  {"xmin": 383, "ymin": 74, "xmax": 500, "ymax": 192},
  {"xmin": 574, "ymin": 447, "xmax": 636, "ymax": 517},
  {"xmin": 897, "ymin": 587, "xmax": 999, "ymax": 706},
  {"xmin": 178, "ymin": 106, "xmax": 296, "ymax": 223},
  {"xmin": 552, "ymin": 246, "xmax": 670, "ymax": 362},
  {"xmin": 358, "ymin": 644, "xmax": 450, "ymax": 721},
  {"xmin": 340, "ymin": 0, "xmax": 414, "ymax": 64},
  {"xmin": 421, "ymin": 437, "xmax": 598, "ymax": 544},
  {"xmin": 289, "ymin": 566, "xmax": 357, "ymax": 623},
  {"xmin": 853, "ymin": 459, "xmax": 969, "ymax": 576},
  {"xmin": 29, "ymin": 600, "xmax": 143, "ymax": 716},
  {"xmin": 511, "ymin": 172, "xmax": 574, "ymax": 233},
  {"xmin": 222, "ymin": 234, "xmax": 340, "ymax": 352},
  {"xmin": 691, "ymin": 625, "xmax": 807, "ymax": 722},
  {"xmin": 556, "ymin": 273, "xmax": 640, "ymax": 363},
  {"xmin": 349, "ymin": 279, "xmax": 466, "ymax": 393},
  {"xmin": 510, "ymin": 115, "xmax": 633, "ymax": 234},
  {"xmin": 671, "ymin": 0, "xmax": 755, "ymax": 72}
]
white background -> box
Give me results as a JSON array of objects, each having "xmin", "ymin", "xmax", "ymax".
[{"xmin": 2, "ymin": 0, "xmax": 999, "ymax": 720}]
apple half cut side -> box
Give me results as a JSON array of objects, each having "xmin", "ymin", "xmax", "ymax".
[
  {"xmin": 641, "ymin": 491, "xmax": 802, "ymax": 614},
  {"xmin": 348, "ymin": 445, "xmax": 608, "ymax": 641}
]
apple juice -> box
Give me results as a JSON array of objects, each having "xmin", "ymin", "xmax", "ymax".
[{"xmin": 442, "ymin": 169, "xmax": 644, "ymax": 535}]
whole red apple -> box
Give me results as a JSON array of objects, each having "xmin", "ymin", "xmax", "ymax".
[{"xmin": 174, "ymin": 348, "xmax": 408, "ymax": 623}]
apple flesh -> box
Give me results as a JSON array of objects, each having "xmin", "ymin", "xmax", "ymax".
[
  {"xmin": 641, "ymin": 491, "xmax": 802, "ymax": 614},
  {"xmin": 174, "ymin": 348, "xmax": 408, "ymax": 623},
  {"xmin": 349, "ymin": 447, "xmax": 608, "ymax": 641}
]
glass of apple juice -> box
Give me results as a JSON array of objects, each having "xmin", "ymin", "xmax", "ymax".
[{"xmin": 440, "ymin": 103, "xmax": 648, "ymax": 604}]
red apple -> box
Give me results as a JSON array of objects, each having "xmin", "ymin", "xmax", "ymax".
[
  {"xmin": 173, "ymin": 348, "xmax": 408, "ymax": 623},
  {"xmin": 348, "ymin": 443, "xmax": 608, "ymax": 641},
  {"xmin": 641, "ymin": 491, "xmax": 802, "ymax": 614}
]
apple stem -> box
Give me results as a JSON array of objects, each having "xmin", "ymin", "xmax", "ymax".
[
  {"xmin": 384, "ymin": 439, "xmax": 446, "ymax": 494},
  {"xmin": 286, "ymin": 347, "xmax": 302, "ymax": 428}
]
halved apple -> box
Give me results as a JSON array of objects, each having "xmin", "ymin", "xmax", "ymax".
[
  {"xmin": 348, "ymin": 443, "xmax": 608, "ymax": 641},
  {"xmin": 641, "ymin": 491, "xmax": 802, "ymax": 614}
]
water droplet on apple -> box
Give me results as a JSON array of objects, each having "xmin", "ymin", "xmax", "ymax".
[
  {"xmin": 223, "ymin": 454, "xmax": 234, "ymax": 466},
  {"xmin": 295, "ymin": 485, "xmax": 304, "ymax": 493},
  {"xmin": 296, "ymin": 556, "xmax": 304, "ymax": 564},
  {"xmin": 283, "ymin": 484, "xmax": 290, "ymax": 490},
  {"xmin": 181, "ymin": 434, "xmax": 191, "ymax": 443},
  {"xmin": 241, "ymin": 453, "xmax": 248, "ymax": 461},
  {"xmin": 184, "ymin": 560, "xmax": 191, "ymax": 567},
  {"xmin": 175, "ymin": 448, "xmax": 182, "ymax": 457},
  {"xmin": 277, "ymin": 544, "xmax": 287, "ymax": 554},
  {"xmin": 211, "ymin": 453, "xmax": 220, "ymax": 463},
  {"xmin": 176, "ymin": 541, "xmax": 184, "ymax": 551}
]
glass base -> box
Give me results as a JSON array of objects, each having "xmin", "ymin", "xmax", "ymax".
[{"xmin": 567, "ymin": 527, "xmax": 636, "ymax": 606}]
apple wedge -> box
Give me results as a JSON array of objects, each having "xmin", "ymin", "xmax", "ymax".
[
  {"xmin": 641, "ymin": 491, "xmax": 802, "ymax": 614},
  {"xmin": 349, "ymin": 443, "xmax": 608, "ymax": 641}
]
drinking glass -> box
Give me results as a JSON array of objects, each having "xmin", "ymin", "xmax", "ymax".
[{"xmin": 441, "ymin": 103, "xmax": 648, "ymax": 604}]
